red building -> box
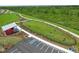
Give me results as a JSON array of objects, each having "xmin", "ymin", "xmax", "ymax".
[
  {"xmin": 2, "ymin": 23, "xmax": 19, "ymax": 36},
  {"xmin": 5, "ymin": 28, "xmax": 14, "ymax": 35}
]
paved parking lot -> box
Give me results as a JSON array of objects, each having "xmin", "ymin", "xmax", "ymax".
[{"xmin": 7, "ymin": 37, "xmax": 65, "ymax": 53}]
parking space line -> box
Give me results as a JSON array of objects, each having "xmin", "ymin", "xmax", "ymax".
[
  {"xmin": 51, "ymin": 48, "xmax": 54, "ymax": 53},
  {"xmin": 36, "ymin": 42, "xmax": 42, "ymax": 47},
  {"xmin": 11, "ymin": 49, "xmax": 18, "ymax": 53},
  {"xmin": 29, "ymin": 39, "xmax": 37, "ymax": 45},
  {"xmin": 25, "ymin": 39, "xmax": 31, "ymax": 42},
  {"xmin": 40, "ymin": 44, "xmax": 45, "ymax": 50},
  {"xmin": 44, "ymin": 46, "xmax": 49, "ymax": 53},
  {"xmin": 32, "ymin": 41, "xmax": 40, "ymax": 46}
]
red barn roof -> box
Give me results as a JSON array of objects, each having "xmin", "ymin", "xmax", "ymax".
[{"xmin": 5, "ymin": 28, "xmax": 14, "ymax": 35}]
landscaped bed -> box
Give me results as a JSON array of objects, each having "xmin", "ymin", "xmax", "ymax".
[{"xmin": 23, "ymin": 20, "xmax": 76, "ymax": 46}]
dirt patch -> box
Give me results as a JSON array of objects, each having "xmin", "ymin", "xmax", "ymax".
[{"xmin": 9, "ymin": 31, "xmax": 28, "ymax": 39}]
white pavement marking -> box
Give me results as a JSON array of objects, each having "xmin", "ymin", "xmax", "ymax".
[
  {"xmin": 40, "ymin": 44, "xmax": 45, "ymax": 50},
  {"xmin": 36, "ymin": 42, "xmax": 42, "ymax": 47},
  {"xmin": 44, "ymin": 46, "xmax": 49, "ymax": 53},
  {"xmin": 11, "ymin": 49, "xmax": 18, "ymax": 53},
  {"xmin": 58, "ymin": 50, "xmax": 60, "ymax": 53},
  {"xmin": 16, "ymin": 26, "xmax": 74, "ymax": 53},
  {"xmin": 51, "ymin": 48, "xmax": 54, "ymax": 53},
  {"xmin": 19, "ymin": 14, "xmax": 79, "ymax": 39}
]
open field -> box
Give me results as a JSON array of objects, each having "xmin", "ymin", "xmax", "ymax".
[
  {"xmin": 23, "ymin": 20, "xmax": 76, "ymax": 46},
  {"xmin": 3, "ymin": 6, "xmax": 79, "ymax": 35},
  {"xmin": 0, "ymin": 13, "xmax": 19, "ymax": 27}
]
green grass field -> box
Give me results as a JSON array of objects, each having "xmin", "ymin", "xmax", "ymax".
[
  {"xmin": 4, "ymin": 6, "xmax": 79, "ymax": 35},
  {"xmin": 23, "ymin": 20, "xmax": 76, "ymax": 46},
  {"xmin": 0, "ymin": 13, "xmax": 19, "ymax": 27}
]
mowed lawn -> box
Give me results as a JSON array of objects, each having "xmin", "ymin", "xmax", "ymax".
[
  {"xmin": 0, "ymin": 13, "xmax": 19, "ymax": 27},
  {"xmin": 23, "ymin": 21, "xmax": 75, "ymax": 46}
]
